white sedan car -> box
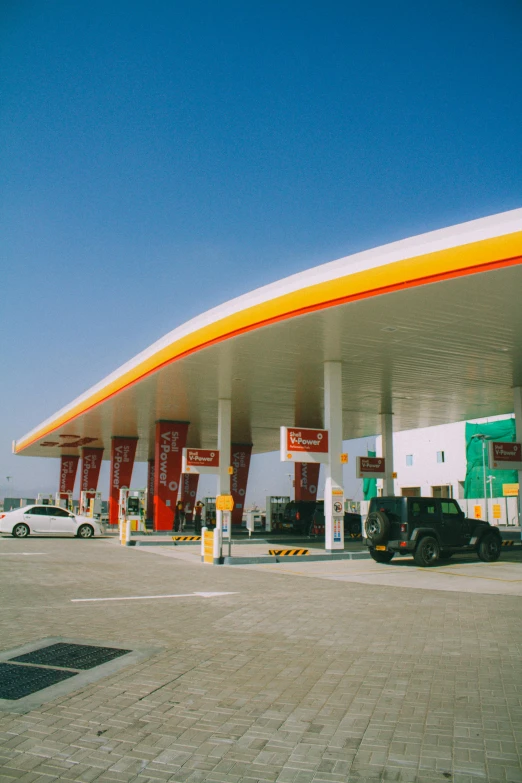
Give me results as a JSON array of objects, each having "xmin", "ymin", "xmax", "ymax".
[{"xmin": 0, "ymin": 505, "xmax": 103, "ymax": 538}]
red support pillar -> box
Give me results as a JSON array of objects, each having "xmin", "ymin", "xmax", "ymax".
[
  {"xmin": 109, "ymin": 437, "xmax": 138, "ymax": 525},
  {"xmin": 295, "ymin": 462, "xmax": 320, "ymax": 502},
  {"xmin": 230, "ymin": 443, "xmax": 252, "ymax": 526},
  {"xmin": 80, "ymin": 448, "xmax": 104, "ymax": 495},
  {"xmin": 59, "ymin": 455, "xmax": 79, "ymax": 499},
  {"xmin": 153, "ymin": 421, "xmax": 189, "ymax": 531},
  {"xmin": 147, "ymin": 458, "xmax": 155, "ymax": 524}
]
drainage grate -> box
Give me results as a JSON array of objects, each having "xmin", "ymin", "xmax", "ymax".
[
  {"xmin": 0, "ymin": 663, "xmax": 77, "ymax": 700},
  {"xmin": 11, "ymin": 642, "xmax": 131, "ymax": 670}
]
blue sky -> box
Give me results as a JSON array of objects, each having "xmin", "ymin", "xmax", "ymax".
[{"xmin": 2, "ymin": 0, "xmax": 521, "ymax": 501}]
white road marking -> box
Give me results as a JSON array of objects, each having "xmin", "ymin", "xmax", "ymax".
[
  {"xmin": 0, "ymin": 552, "xmax": 48, "ymax": 556},
  {"xmin": 71, "ymin": 591, "xmax": 238, "ymax": 603}
]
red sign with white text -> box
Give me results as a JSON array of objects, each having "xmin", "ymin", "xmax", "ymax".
[
  {"xmin": 182, "ymin": 448, "xmax": 220, "ymax": 474},
  {"xmin": 286, "ymin": 428, "xmax": 328, "ymax": 453},
  {"xmin": 109, "ymin": 438, "xmax": 138, "ymax": 525},
  {"xmin": 295, "ymin": 462, "xmax": 320, "ymax": 502},
  {"xmin": 147, "ymin": 459, "xmax": 155, "ymax": 522},
  {"xmin": 489, "ymin": 441, "xmax": 522, "ymax": 470},
  {"xmin": 231, "ymin": 443, "xmax": 252, "ymax": 525},
  {"xmin": 80, "ymin": 448, "xmax": 104, "ymax": 492},
  {"xmin": 59, "ymin": 455, "xmax": 79, "ymax": 494},
  {"xmin": 280, "ymin": 427, "xmax": 329, "ymax": 463},
  {"xmin": 356, "ymin": 456, "xmax": 385, "ymax": 478},
  {"xmin": 154, "ymin": 421, "xmax": 189, "ymax": 530}
]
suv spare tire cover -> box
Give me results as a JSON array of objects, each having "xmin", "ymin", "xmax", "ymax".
[{"xmin": 365, "ymin": 511, "xmax": 390, "ymax": 544}]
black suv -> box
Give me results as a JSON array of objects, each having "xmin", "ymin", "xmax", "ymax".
[
  {"xmin": 364, "ymin": 496, "xmax": 502, "ymax": 567},
  {"xmin": 281, "ymin": 501, "xmax": 316, "ymax": 535}
]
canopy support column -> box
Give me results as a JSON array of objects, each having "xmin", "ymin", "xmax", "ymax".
[
  {"xmin": 381, "ymin": 413, "xmax": 395, "ymax": 496},
  {"xmin": 514, "ymin": 387, "xmax": 522, "ymax": 527},
  {"xmin": 214, "ymin": 399, "xmax": 231, "ymax": 562},
  {"xmin": 324, "ymin": 361, "xmax": 344, "ymax": 552}
]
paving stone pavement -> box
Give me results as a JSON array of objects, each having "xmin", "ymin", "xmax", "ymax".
[{"xmin": 0, "ymin": 535, "xmax": 521, "ymax": 783}]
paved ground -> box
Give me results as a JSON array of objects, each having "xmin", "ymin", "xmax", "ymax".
[{"xmin": 1, "ymin": 535, "xmax": 521, "ymax": 783}]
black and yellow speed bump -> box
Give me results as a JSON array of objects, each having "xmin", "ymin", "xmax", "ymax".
[
  {"xmin": 172, "ymin": 536, "xmax": 201, "ymax": 541},
  {"xmin": 268, "ymin": 548, "xmax": 309, "ymax": 556}
]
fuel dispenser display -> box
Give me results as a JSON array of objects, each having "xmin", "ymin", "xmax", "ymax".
[
  {"xmin": 119, "ymin": 488, "xmax": 147, "ymax": 544},
  {"xmin": 265, "ymin": 496, "xmax": 290, "ymax": 532},
  {"xmin": 80, "ymin": 491, "xmax": 102, "ymax": 519}
]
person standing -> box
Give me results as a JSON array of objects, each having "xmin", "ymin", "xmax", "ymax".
[
  {"xmin": 174, "ymin": 500, "xmax": 185, "ymax": 532},
  {"xmin": 184, "ymin": 500, "xmax": 192, "ymax": 529},
  {"xmin": 194, "ymin": 500, "xmax": 204, "ymax": 534}
]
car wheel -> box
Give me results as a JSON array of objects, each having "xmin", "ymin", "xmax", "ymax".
[
  {"xmin": 364, "ymin": 511, "xmax": 390, "ymax": 545},
  {"xmin": 369, "ymin": 548, "xmax": 394, "ymax": 564},
  {"xmin": 478, "ymin": 533, "xmax": 501, "ymax": 562},
  {"xmin": 77, "ymin": 524, "xmax": 94, "ymax": 539},
  {"xmin": 439, "ymin": 551, "xmax": 453, "ymax": 560},
  {"xmin": 413, "ymin": 536, "xmax": 440, "ymax": 567},
  {"xmin": 12, "ymin": 523, "xmax": 30, "ymax": 538}
]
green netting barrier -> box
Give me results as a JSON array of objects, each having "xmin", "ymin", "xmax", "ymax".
[
  {"xmin": 363, "ymin": 450, "xmax": 377, "ymax": 500},
  {"xmin": 464, "ymin": 418, "xmax": 517, "ymax": 498}
]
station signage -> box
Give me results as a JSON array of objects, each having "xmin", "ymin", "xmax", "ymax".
[
  {"xmin": 80, "ymin": 447, "xmax": 104, "ymax": 492},
  {"xmin": 488, "ymin": 441, "xmax": 522, "ymax": 471},
  {"xmin": 503, "ymin": 483, "xmax": 519, "ymax": 497},
  {"xmin": 182, "ymin": 448, "xmax": 220, "ymax": 474},
  {"xmin": 154, "ymin": 421, "xmax": 189, "ymax": 531},
  {"xmin": 109, "ymin": 437, "xmax": 138, "ymax": 525},
  {"xmin": 356, "ymin": 456, "xmax": 386, "ymax": 478},
  {"xmin": 280, "ymin": 427, "xmax": 329, "ymax": 464},
  {"xmin": 216, "ymin": 494, "xmax": 234, "ymax": 511},
  {"xmin": 59, "ymin": 455, "xmax": 79, "ymax": 494}
]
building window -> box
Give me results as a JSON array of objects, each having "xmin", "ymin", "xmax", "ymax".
[
  {"xmin": 437, "ymin": 451, "xmax": 445, "ymax": 463},
  {"xmin": 406, "ymin": 454, "xmax": 413, "ymax": 466}
]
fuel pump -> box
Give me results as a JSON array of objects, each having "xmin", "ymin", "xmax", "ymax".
[
  {"xmin": 265, "ymin": 496, "xmax": 290, "ymax": 532},
  {"xmin": 118, "ymin": 488, "xmax": 147, "ymax": 543},
  {"xmin": 36, "ymin": 493, "xmax": 54, "ymax": 506},
  {"xmin": 55, "ymin": 491, "xmax": 73, "ymax": 512},
  {"xmin": 203, "ymin": 497, "xmax": 216, "ymax": 528},
  {"xmin": 80, "ymin": 490, "xmax": 102, "ymax": 518}
]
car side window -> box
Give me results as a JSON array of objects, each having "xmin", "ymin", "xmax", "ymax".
[
  {"xmin": 50, "ymin": 507, "xmax": 70, "ymax": 517},
  {"xmin": 420, "ymin": 501, "xmax": 438, "ymax": 518},
  {"xmin": 411, "ymin": 502, "xmax": 422, "ymax": 518},
  {"xmin": 441, "ymin": 501, "xmax": 460, "ymax": 518},
  {"xmin": 27, "ymin": 506, "xmax": 46, "ymax": 515}
]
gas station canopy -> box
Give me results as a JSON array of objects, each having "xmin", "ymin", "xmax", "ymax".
[{"xmin": 14, "ymin": 209, "xmax": 522, "ymax": 461}]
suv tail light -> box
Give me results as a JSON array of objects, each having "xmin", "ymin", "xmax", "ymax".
[
  {"xmin": 296, "ymin": 512, "xmax": 300, "ymax": 520},
  {"xmin": 0, "ymin": 514, "xmax": 5, "ymax": 519},
  {"xmin": 400, "ymin": 523, "xmax": 407, "ymax": 533}
]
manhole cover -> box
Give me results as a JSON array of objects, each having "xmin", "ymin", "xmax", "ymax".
[
  {"xmin": 0, "ymin": 663, "xmax": 77, "ymax": 700},
  {"xmin": 11, "ymin": 642, "xmax": 131, "ymax": 670}
]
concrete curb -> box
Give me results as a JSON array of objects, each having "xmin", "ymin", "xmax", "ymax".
[{"xmin": 223, "ymin": 552, "xmax": 373, "ymax": 565}]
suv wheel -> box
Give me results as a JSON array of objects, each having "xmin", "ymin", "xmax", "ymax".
[
  {"xmin": 478, "ymin": 533, "xmax": 501, "ymax": 563},
  {"xmin": 365, "ymin": 511, "xmax": 390, "ymax": 545},
  {"xmin": 369, "ymin": 548, "xmax": 394, "ymax": 564},
  {"xmin": 413, "ymin": 536, "xmax": 440, "ymax": 567}
]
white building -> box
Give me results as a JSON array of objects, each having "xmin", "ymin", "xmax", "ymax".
[{"xmin": 374, "ymin": 414, "xmax": 515, "ymax": 500}]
